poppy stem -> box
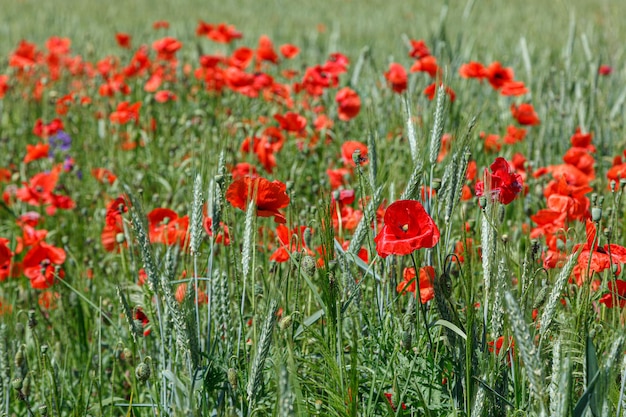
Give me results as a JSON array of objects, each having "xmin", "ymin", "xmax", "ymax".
[{"xmin": 410, "ymin": 252, "xmax": 433, "ymax": 349}]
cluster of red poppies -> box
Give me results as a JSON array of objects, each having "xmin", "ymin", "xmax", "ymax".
[{"xmin": 0, "ymin": 19, "xmax": 623, "ymax": 320}]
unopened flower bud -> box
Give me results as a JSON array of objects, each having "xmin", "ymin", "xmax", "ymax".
[
  {"xmin": 12, "ymin": 378, "xmax": 23, "ymax": 391},
  {"xmin": 115, "ymin": 233, "xmax": 125, "ymax": 244},
  {"xmin": 135, "ymin": 357, "xmax": 151, "ymax": 382},
  {"xmin": 14, "ymin": 345, "xmax": 25, "ymax": 369},
  {"xmin": 591, "ymin": 207, "xmax": 602, "ymax": 223},
  {"xmin": 431, "ymin": 178, "xmax": 442, "ymax": 191},
  {"xmin": 301, "ymin": 255, "xmax": 316, "ymax": 278},
  {"xmin": 478, "ymin": 196, "xmax": 487, "ymax": 209},
  {"xmin": 227, "ymin": 368, "xmax": 238, "ymax": 389}
]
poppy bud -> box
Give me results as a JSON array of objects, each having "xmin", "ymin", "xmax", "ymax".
[
  {"xmin": 498, "ymin": 205, "xmax": 505, "ymax": 223},
  {"xmin": 115, "ymin": 233, "xmax": 125, "ymax": 244},
  {"xmin": 12, "ymin": 378, "xmax": 23, "ymax": 391},
  {"xmin": 135, "ymin": 357, "xmax": 152, "ymax": 382},
  {"xmin": 227, "ymin": 367, "xmax": 238, "ymax": 389},
  {"xmin": 15, "ymin": 345, "xmax": 25, "ymax": 369},
  {"xmin": 478, "ymin": 196, "xmax": 487, "ymax": 209},
  {"xmin": 22, "ymin": 374, "xmax": 31, "ymax": 397},
  {"xmin": 40, "ymin": 344, "xmax": 49, "ymax": 355},
  {"xmin": 301, "ymin": 255, "xmax": 316, "ymax": 278}
]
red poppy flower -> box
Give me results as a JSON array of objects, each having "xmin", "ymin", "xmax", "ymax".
[
  {"xmin": 0, "ymin": 238, "xmax": 13, "ymax": 282},
  {"xmin": 231, "ymin": 162, "xmax": 258, "ymax": 180},
  {"xmin": 152, "ymin": 37, "xmax": 182, "ymax": 61},
  {"xmin": 475, "ymin": 157, "xmax": 523, "ymax": 205},
  {"xmin": 341, "ymin": 140, "xmax": 368, "ymax": 168},
  {"xmin": 484, "ymin": 62, "xmax": 514, "ymax": 90},
  {"xmin": 600, "ymin": 280, "xmax": 626, "ymax": 308},
  {"xmin": 410, "ymin": 55, "xmax": 439, "ymax": 78},
  {"xmin": 503, "ymin": 125, "xmax": 527, "ymax": 144},
  {"xmin": 397, "ymin": 265, "xmax": 436, "ymax": 303},
  {"xmin": 459, "ymin": 61, "xmax": 486, "ymax": 79},
  {"xmin": 110, "ymin": 101, "xmax": 141, "ymax": 124},
  {"xmin": 374, "ymin": 200, "xmax": 440, "ymax": 258},
  {"xmin": 510, "ymin": 103, "xmax": 540, "ymax": 126},
  {"xmin": 196, "ymin": 21, "xmax": 242, "ymax": 43},
  {"xmin": 269, "ymin": 224, "xmax": 312, "ymax": 262},
  {"xmin": 500, "ymin": 80, "xmax": 528, "ymax": 96},
  {"xmin": 134, "ymin": 307, "xmax": 151, "ymax": 336},
  {"xmin": 274, "ymin": 112, "xmax": 307, "ymax": 135},
  {"xmin": 33, "ymin": 118, "xmax": 64, "ymax": 138},
  {"xmin": 152, "ymin": 20, "xmax": 170, "ymax": 30},
  {"xmin": 481, "ymin": 132, "xmax": 501, "ymax": 152},
  {"xmin": 226, "ymin": 176, "xmax": 290, "ymax": 223},
  {"xmin": 327, "ymin": 167, "xmax": 351, "ymax": 189},
  {"xmin": 91, "ymin": 168, "xmax": 117, "ymax": 185},
  {"xmin": 228, "ymin": 47, "xmax": 254, "ymax": 69},
  {"xmin": 598, "ymin": 65, "xmax": 612, "ymax": 76},
  {"xmin": 147, "ymin": 208, "xmax": 189, "ymax": 247},
  {"xmin": 384, "ymin": 63, "xmax": 408, "ymax": 93},
  {"xmin": 336, "ymin": 87, "xmax": 361, "ymax": 121},
  {"xmin": 9, "ymin": 40, "xmax": 41, "ymax": 69},
  {"xmin": 22, "ymin": 241, "xmax": 66, "ymax": 289},
  {"xmin": 0, "ymin": 75, "xmax": 9, "ymax": 99},
  {"xmin": 203, "ymin": 217, "xmax": 230, "ymax": 245},
  {"xmin": 280, "ymin": 44, "xmax": 300, "ymax": 59},
  {"xmin": 0, "ymin": 168, "xmax": 11, "ymax": 183},
  {"xmin": 256, "ymin": 35, "xmax": 279, "ymax": 66},
  {"xmin": 115, "ymin": 33, "xmax": 132, "ymax": 49},
  {"xmin": 408, "ymin": 39, "xmax": 431, "ymax": 59},
  {"xmin": 16, "ymin": 165, "xmax": 61, "ymax": 207},
  {"xmin": 24, "ymin": 142, "xmax": 50, "ymax": 163},
  {"xmin": 101, "ymin": 196, "xmax": 129, "ymax": 252},
  {"xmin": 154, "ymin": 90, "xmax": 177, "ymax": 103}
]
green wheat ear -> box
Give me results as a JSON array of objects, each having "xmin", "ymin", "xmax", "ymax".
[
  {"xmin": 189, "ymin": 173, "xmax": 204, "ymax": 256},
  {"xmin": 429, "ymin": 83, "xmax": 446, "ymax": 166},
  {"xmin": 247, "ymin": 299, "xmax": 278, "ymax": 411},
  {"xmin": 504, "ymin": 291, "xmax": 546, "ymax": 412}
]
